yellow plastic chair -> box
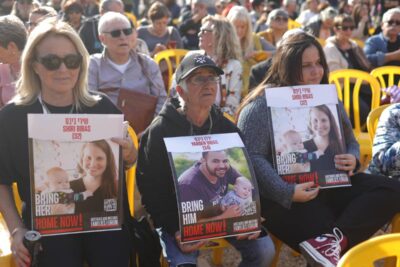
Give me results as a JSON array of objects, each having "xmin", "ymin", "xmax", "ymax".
[
  {"xmin": 370, "ymin": 66, "xmax": 400, "ymax": 89},
  {"xmin": 351, "ymin": 38, "xmax": 365, "ymax": 48},
  {"xmin": 317, "ymin": 38, "xmax": 326, "ymax": 47},
  {"xmin": 329, "ymin": 69, "xmax": 381, "ymax": 167},
  {"xmin": 337, "ymin": 233, "xmax": 400, "ymax": 267},
  {"xmin": 288, "ymin": 18, "xmax": 302, "ymax": 30},
  {"xmin": 126, "ymin": 126, "xmax": 139, "ymax": 217},
  {"xmin": 153, "ymin": 49, "xmax": 189, "ymax": 91},
  {"xmin": 366, "ymin": 104, "xmax": 391, "ymax": 144}
]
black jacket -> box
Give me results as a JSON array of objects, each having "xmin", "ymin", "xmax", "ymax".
[{"xmin": 136, "ymin": 98, "xmax": 240, "ymax": 235}]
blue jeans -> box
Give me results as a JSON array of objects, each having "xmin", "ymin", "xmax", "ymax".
[{"xmin": 158, "ymin": 229, "xmax": 275, "ymax": 267}]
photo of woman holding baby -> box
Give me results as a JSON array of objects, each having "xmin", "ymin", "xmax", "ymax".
[
  {"xmin": 304, "ymin": 105, "xmax": 345, "ymax": 171},
  {"xmin": 72, "ymin": 140, "xmax": 118, "ymax": 213}
]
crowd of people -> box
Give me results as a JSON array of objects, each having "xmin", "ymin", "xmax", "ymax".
[{"xmin": 0, "ymin": 0, "xmax": 400, "ymax": 267}]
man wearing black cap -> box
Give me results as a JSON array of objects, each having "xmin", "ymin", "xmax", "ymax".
[{"xmin": 136, "ymin": 53, "xmax": 275, "ymax": 267}]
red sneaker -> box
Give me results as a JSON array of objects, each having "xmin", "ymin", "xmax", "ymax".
[{"xmin": 299, "ymin": 228, "xmax": 347, "ymax": 267}]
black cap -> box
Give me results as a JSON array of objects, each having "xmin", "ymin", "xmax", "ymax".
[{"xmin": 175, "ymin": 53, "xmax": 224, "ymax": 83}]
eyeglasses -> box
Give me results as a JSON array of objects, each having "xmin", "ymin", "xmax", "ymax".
[
  {"xmin": 336, "ymin": 25, "xmax": 355, "ymax": 31},
  {"xmin": 386, "ymin": 20, "xmax": 400, "ymax": 26},
  {"xmin": 189, "ymin": 75, "xmax": 220, "ymax": 86},
  {"xmin": 273, "ymin": 16, "xmax": 288, "ymax": 22},
  {"xmin": 103, "ymin": 28, "xmax": 133, "ymax": 38},
  {"xmin": 199, "ymin": 28, "xmax": 213, "ymax": 35},
  {"xmin": 37, "ymin": 54, "xmax": 82, "ymax": 71}
]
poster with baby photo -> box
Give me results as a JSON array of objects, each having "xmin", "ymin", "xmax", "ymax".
[
  {"xmin": 28, "ymin": 114, "xmax": 124, "ymax": 236},
  {"xmin": 164, "ymin": 133, "xmax": 261, "ymax": 243},
  {"xmin": 265, "ymin": 84, "xmax": 351, "ymax": 189}
]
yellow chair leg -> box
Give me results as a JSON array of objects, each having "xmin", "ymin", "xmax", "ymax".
[
  {"xmin": 212, "ymin": 247, "xmax": 224, "ymax": 266},
  {"xmin": 385, "ymin": 213, "xmax": 400, "ymax": 267},
  {"xmin": 269, "ymin": 234, "xmax": 283, "ymax": 267}
]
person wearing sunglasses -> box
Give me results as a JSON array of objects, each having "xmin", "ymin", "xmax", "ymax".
[
  {"xmin": 364, "ymin": 7, "xmax": 400, "ymax": 68},
  {"xmin": 88, "ymin": 11, "xmax": 166, "ymax": 116},
  {"xmin": 324, "ymin": 14, "xmax": 372, "ymax": 126},
  {"xmin": 0, "ymin": 19, "xmax": 137, "ymax": 267},
  {"xmin": 257, "ymin": 8, "xmax": 289, "ymax": 47},
  {"xmin": 136, "ymin": 52, "xmax": 275, "ymax": 267},
  {"xmin": 0, "ymin": 15, "xmax": 27, "ymax": 109}
]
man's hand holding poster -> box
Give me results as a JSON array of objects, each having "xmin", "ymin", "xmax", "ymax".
[
  {"xmin": 164, "ymin": 133, "xmax": 261, "ymax": 243},
  {"xmin": 28, "ymin": 114, "xmax": 124, "ymax": 236},
  {"xmin": 265, "ymin": 84, "xmax": 351, "ymax": 188}
]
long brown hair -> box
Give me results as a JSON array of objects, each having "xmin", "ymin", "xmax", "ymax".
[
  {"xmin": 236, "ymin": 32, "xmax": 329, "ymax": 120},
  {"xmin": 78, "ymin": 140, "xmax": 117, "ymax": 198},
  {"xmin": 308, "ymin": 105, "xmax": 344, "ymax": 155}
]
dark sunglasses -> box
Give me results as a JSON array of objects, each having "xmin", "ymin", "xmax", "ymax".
[
  {"xmin": 37, "ymin": 54, "xmax": 82, "ymax": 71},
  {"xmin": 387, "ymin": 20, "xmax": 400, "ymax": 26},
  {"xmin": 103, "ymin": 28, "xmax": 133, "ymax": 38},
  {"xmin": 273, "ymin": 16, "xmax": 288, "ymax": 22},
  {"xmin": 336, "ymin": 25, "xmax": 355, "ymax": 31}
]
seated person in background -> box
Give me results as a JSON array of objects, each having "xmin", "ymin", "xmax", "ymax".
[
  {"xmin": 171, "ymin": 14, "xmax": 244, "ymax": 116},
  {"xmin": 324, "ymin": 14, "xmax": 372, "ymax": 126},
  {"xmin": 26, "ymin": 6, "xmax": 57, "ymax": 34},
  {"xmin": 257, "ymin": 9, "xmax": 289, "ymax": 47},
  {"xmin": 178, "ymin": 0, "xmax": 208, "ymax": 50},
  {"xmin": 351, "ymin": 3, "xmax": 371, "ymax": 41},
  {"xmin": 283, "ymin": 0, "xmax": 298, "ymax": 20},
  {"xmin": 227, "ymin": 5, "xmax": 275, "ymax": 97},
  {"xmin": 137, "ymin": 1, "xmax": 183, "ymax": 57},
  {"xmin": 221, "ymin": 176, "xmax": 255, "ymax": 216},
  {"xmin": 88, "ymin": 12, "xmax": 166, "ymax": 115},
  {"xmin": 364, "ymin": 7, "xmax": 400, "ymax": 68},
  {"xmin": 369, "ymin": 103, "xmax": 400, "ymax": 180},
  {"xmin": 79, "ymin": 0, "xmax": 125, "ymax": 55},
  {"xmin": 304, "ymin": 6, "xmax": 338, "ymax": 41},
  {"xmin": 296, "ymin": 0, "xmax": 319, "ymax": 26},
  {"xmin": 249, "ymin": 0, "xmax": 266, "ymax": 30}
]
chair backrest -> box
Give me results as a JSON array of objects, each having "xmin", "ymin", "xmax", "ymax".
[
  {"xmin": 366, "ymin": 104, "xmax": 391, "ymax": 143},
  {"xmin": 288, "ymin": 18, "xmax": 302, "ymax": 30},
  {"xmin": 126, "ymin": 125, "xmax": 138, "ymax": 217},
  {"xmin": 153, "ymin": 49, "xmax": 189, "ymax": 90},
  {"xmin": 337, "ymin": 233, "xmax": 400, "ymax": 267},
  {"xmin": 329, "ymin": 69, "xmax": 381, "ymax": 134},
  {"xmin": 370, "ymin": 66, "xmax": 400, "ymax": 89},
  {"xmin": 351, "ymin": 38, "xmax": 365, "ymax": 48}
]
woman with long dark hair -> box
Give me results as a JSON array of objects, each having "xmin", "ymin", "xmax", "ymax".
[
  {"xmin": 74, "ymin": 140, "xmax": 117, "ymax": 212},
  {"xmin": 237, "ymin": 31, "xmax": 400, "ymax": 267}
]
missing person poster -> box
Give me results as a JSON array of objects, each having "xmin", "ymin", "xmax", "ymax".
[
  {"xmin": 265, "ymin": 84, "xmax": 351, "ymax": 188},
  {"xmin": 164, "ymin": 133, "xmax": 261, "ymax": 243},
  {"xmin": 28, "ymin": 114, "xmax": 124, "ymax": 236}
]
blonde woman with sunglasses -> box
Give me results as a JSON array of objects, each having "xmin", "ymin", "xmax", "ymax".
[
  {"xmin": 88, "ymin": 11, "xmax": 167, "ymax": 115},
  {"xmin": 0, "ymin": 19, "xmax": 137, "ymax": 267}
]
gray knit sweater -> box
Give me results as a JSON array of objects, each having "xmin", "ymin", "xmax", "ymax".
[{"xmin": 237, "ymin": 94, "xmax": 360, "ymax": 209}]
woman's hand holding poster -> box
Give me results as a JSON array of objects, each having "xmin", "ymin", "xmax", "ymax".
[
  {"xmin": 28, "ymin": 114, "xmax": 124, "ymax": 235},
  {"xmin": 265, "ymin": 84, "xmax": 351, "ymax": 188},
  {"xmin": 164, "ymin": 133, "xmax": 261, "ymax": 243}
]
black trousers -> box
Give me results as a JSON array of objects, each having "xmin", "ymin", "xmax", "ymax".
[
  {"xmin": 38, "ymin": 224, "xmax": 131, "ymax": 267},
  {"xmin": 261, "ymin": 173, "xmax": 400, "ymax": 251}
]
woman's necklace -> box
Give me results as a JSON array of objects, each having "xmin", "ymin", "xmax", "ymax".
[{"xmin": 38, "ymin": 94, "xmax": 74, "ymax": 114}]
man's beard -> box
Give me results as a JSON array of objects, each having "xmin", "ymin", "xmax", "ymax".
[{"xmin": 206, "ymin": 162, "xmax": 227, "ymax": 178}]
